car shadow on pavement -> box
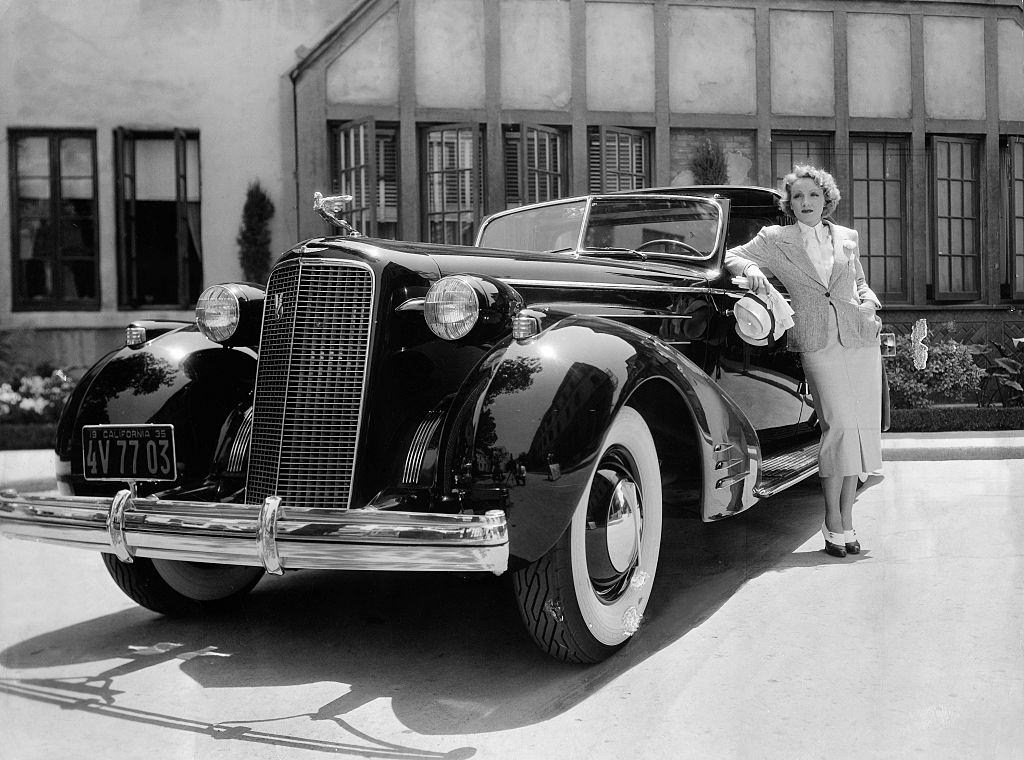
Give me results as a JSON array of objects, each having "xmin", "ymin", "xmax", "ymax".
[{"xmin": 1, "ymin": 477, "xmax": 857, "ymax": 748}]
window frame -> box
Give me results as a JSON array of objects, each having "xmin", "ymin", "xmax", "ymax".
[
  {"xmin": 421, "ymin": 122, "xmax": 484, "ymax": 245},
  {"xmin": 503, "ymin": 123, "xmax": 568, "ymax": 208},
  {"xmin": 849, "ymin": 134, "xmax": 910, "ymax": 303},
  {"xmin": 770, "ymin": 132, "xmax": 834, "ymax": 188},
  {"xmin": 329, "ymin": 118, "xmax": 400, "ymax": 239},
  {"xmin": 114, "ymin": 127, "xmax": 202, "ymax": 310},
  {"xmin": 8, "ymin": 128, "xmax": 100, "ymax": 311},
  {"xmin": 588, "ymin": 126, "xmax": 650, "ymax": 193},
  {"xmin": 1006, "ymin": 136, "xmax": 1024, "ymax": 301},
  {"xmin": 929, "ymin": 135, "xmax": 981, "ymax": 302}
]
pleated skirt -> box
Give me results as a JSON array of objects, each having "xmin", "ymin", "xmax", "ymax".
[{"xmin": 801, "ymin": 309, "xmax": 883, "ymax": 478}]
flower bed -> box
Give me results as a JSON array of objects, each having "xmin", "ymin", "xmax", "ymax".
[{"xmin": 0, "ymin": 371, "xmax": 75, "ymax": 450}]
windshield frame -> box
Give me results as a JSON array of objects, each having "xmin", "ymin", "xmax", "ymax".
[{"xmin": 475, "ymin": 193, "xmax": 726, "ymax": 263}]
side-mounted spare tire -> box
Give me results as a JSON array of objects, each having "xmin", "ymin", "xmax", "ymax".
[{"xmin": 513, "ymin": 406, "xmax": 663, "ymax": 663}]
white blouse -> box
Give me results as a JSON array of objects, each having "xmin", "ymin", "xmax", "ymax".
[{"xmin": 797, "ymin": 220, "xmax": 834, "ymax": 286}]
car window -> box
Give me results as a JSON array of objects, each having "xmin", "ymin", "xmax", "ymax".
[
  {"xmin": 477, "ymin": 200, "xmax": 587, "ymax": 252},
  {"xmin": 584, "ymin": 197, "xmax": 721, "ymax": 260}
]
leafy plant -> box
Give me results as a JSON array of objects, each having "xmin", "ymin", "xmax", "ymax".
[
  {"xmin": 886, "ymin": 335, "xmax": 984, "ymax": 409},
  {"xmin": 690, "ymin": 138, "xmax": 729, "ymax": 185},
  {"xmin": 0, "ymin": 370, "xmax": 77, "ymax": 424},
  {"xmin": 237, "ymin": 181, "xmax": 275, "ymax": 285},
  {"xmin": 970, "ymin": 338, "xmax": 1024, "ymax": 407}
]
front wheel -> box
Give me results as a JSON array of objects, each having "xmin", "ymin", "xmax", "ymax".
[
  {"xmin": 513, "ymin": 407, "xmax": 663, "ymax": 663},
  {"xmin": 102, "ymin": 554, "xmax": 264, "ymax": 616}
]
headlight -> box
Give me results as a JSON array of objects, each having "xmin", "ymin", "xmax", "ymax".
[
  {"xmin": 196, "ymin": 283, "xmax": 265, "ymax": 345},
  {"xmin": 424, "ymin": 276, "xmax": 481, "ymax": 339},
  {"xmin": 196, "ymin": 285, "xmax": 240, "ymax": 342},
  {"xmin": 422, "ymin": 274, "xmax": 525, "ymax": 341}
]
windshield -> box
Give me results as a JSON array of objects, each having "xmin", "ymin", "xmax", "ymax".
[
  {"xmin": 477, "ymin": 199, "xmax": 587, "ymax": 252},
  {"xmin": 584, "ymin": 197, "xmax": 720, "ymax": 259},
  {"xmin": 477, "ymin": 196, "xmax": 721, "ymax": 260}
]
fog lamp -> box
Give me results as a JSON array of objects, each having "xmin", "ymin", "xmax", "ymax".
[{"xmin": 424, "ymin": 276, "xmax": 480, "ymax": 340}]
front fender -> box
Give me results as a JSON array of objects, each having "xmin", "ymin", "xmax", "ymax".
[
  {"xmin": 56, "ymin": 326, "xmax": 257, "ymax": 495},
  {"xmin": 452, "ymin": 315, "xmax": 761, "ymax": 563}
]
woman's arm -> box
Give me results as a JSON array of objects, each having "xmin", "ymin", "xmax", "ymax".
[
  {"xmin": 724, "ymin": 228, "xmax": 774, "ymax": 292},
  {"xmin": 851, "ymin": 234, "xmax": 882, "ymax": 308}
]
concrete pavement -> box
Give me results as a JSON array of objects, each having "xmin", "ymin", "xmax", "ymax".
[
  {"xmin": 3, "ymin": 431, "xmax": 1023, "ymax": 494},
  {"xmin": 1, "ymin": 458, "xmax": 1022, "ymax": 759}
]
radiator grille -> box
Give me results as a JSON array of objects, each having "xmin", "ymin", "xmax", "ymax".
[{"xmin": 247, "ymin": 258, "xmax": 374, "ymax": 509}]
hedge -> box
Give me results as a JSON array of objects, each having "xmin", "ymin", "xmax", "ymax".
[
  {"xmin": 0, "ymin": 423, "xmax": 57, "ymax": 451},
  {"xmin": 888, "ymin": 406, "xmax": 1024, "ymax": 433}
]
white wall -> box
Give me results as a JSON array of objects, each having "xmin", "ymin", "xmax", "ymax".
[{"xmin": 0, "ymin": 0, "xmax": 353, "ymax": 340}]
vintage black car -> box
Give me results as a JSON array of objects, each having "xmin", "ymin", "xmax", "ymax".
[{"xmin": 0, "ymin": 186, "xmax": 890, "ymax": 663}]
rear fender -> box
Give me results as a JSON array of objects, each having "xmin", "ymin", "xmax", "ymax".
[
  {"xmin": 447, "ymin": 314, "xmax": 761, "ymax": 563},
  {"xmin": 56, "ymin": 326, "xmax": 257, "ymax": 495}
]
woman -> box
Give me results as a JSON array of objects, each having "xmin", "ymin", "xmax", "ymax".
[{"xmin": 725, "ymin": 165, "xmax": 882, "ymax": 558}]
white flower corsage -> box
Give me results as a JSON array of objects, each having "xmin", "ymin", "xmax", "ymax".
[{"xmin": 842, "ymin": 239, "xmax": 858, "ymax": 271}]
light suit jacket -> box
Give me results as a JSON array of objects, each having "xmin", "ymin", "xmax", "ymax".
[{"xmin": 723, "ymin": 221, "xmax": 882, "ymax": 352}]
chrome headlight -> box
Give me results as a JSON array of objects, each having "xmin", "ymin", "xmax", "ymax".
[
  {"xmin": 421, "ymin": 274, "xmax": 524, "ymax": 340},
  {"xmin": 424, "ymin": 276, "xmax": 482, "ymax": 340},
  {"xmin": 196, "ymin": 283, "xmax": 265, "ymax": 346},
  {"xmin": 423, "ymin": 275, "xmax": 524, "ymax": 341}
]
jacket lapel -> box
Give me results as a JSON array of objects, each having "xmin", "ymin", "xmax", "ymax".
[
  {"xmin": 776, "ymin": 224, "xmax": 826, "ymax": 287},
  {"xmin": 826, "ymin": 221, "xmax": 847, "ymax": 288}
]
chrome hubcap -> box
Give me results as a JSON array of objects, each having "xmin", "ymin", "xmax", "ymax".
[{"xmin": 585, "ymin": 448, "xmax": 643, "ymax": 602}]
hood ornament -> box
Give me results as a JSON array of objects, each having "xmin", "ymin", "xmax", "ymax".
[{"xmin": 313, "ymin": 192, "xmax": 363, "ymax": 237}]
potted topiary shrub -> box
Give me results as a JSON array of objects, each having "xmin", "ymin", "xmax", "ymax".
[
  {"xmin": 237, "ymin": 181, "xmax": 275, "ymax": 285},
  {"xmin": 690, "ymin": 137, "xmax": 729, "ymax": 185}
]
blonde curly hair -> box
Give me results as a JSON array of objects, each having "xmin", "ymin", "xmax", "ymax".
[{"xmin": 779, "ymin": 164, "xmax": 841, "ymax": 218}]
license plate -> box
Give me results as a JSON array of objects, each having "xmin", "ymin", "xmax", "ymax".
[{"xmin": 82, "ymin": 424, "xmax": 177, "ymax": 482}]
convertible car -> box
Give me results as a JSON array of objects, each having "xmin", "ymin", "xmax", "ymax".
[{"xmin": 0, "ymin": 185, "xmax": 892, "ymax": 663}]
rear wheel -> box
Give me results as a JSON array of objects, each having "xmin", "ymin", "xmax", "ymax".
[
  {"xmin": 102, "ymin": 554, "xmax": 263, "ymax": 615},
  {"xmin": 513, "ymin": 407, "xmax": 663, "ymax": 663}
]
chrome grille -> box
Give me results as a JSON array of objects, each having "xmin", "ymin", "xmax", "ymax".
[{"xmin": 247, "ymin": 258, "xmax": 374, "ymax": 509}]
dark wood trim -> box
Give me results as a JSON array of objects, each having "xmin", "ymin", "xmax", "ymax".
[
  {"xmin": 654, "ymin": 0, "xmax": 671, "ymax": 187},
  {"xmin": 755, "ymin": 5, "xmax": 772, "ymax": 186},
  {"xmin": 910, "ymin": 13, "xmax": 929, "ymax": 305},
  {"xmin": 985, "ymin": 15, "xmax": 1002, "ymax": 303},
  {"xmin": 924, "ymin": 119, "xmax": 988, "ymax": 134},
  {"xmin": 571, "ymin": 0, "xmax": 589, "ymax": 196},
  {"xmin": 325, "ymin": 105, "xmax": 400, "ymax": 121},
  {"xmin": 398, "ymin": 0, "xmax": 418, "ymax": 240},
  {"xmin": 848, "ymin": 117, "xmax": 919, "ymax": 132},
  {"xmin": 669, "ymin": 114, "xmax": 760, "ymax": 129},
  {"xmin": 769, "ymin": 115, "xmax": 837, "ymax": 131},
  {"xmin": 483, "ymin": 0, "xmax": 503, "ymax": 216},
  {"xmin": 833, "ymin": 9, "xmax": 851, "ymax": 226}
]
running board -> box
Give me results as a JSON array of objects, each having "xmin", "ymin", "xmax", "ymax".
[{"xmin": 754, "ymin": 441, "xmax": 820, "ymax": 498}]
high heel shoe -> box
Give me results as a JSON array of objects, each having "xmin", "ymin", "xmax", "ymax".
[
  {"xmin": 844, "ymin": 529, "xmax": 861, "ymax": 554},
  {"xmin": 821, "ymin": 522, "xmax": 847, "ymax": 557}
]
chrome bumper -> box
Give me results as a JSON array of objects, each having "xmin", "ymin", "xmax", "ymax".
[{"xmin": 0, "ymin": 489, "xmax": 509, "ymax": 575}]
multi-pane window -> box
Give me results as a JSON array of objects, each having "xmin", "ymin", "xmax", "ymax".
[
  {"xmin": 931, "ymin": 136, "xmax": 980, "ymax": 300},
  {"xmin": 423, "ymin": 123, "xmax": 482, "ymax": 245},
  {"xmin": 850, "ymin": 136, "xmax": 908, "ymax": 300},
  {"xmin": 9, "ymin": 129, "xmax": 99, "ymax": 310},
  {"xmin": 504, "ymin": 124, "xmax": 567, "ymax": 208},
  {"xmin": 771, "ymin": 132, "xmax": 833, "ymax": 188},
  {"xmin": 114, "ymin": 128, "xmax": 202, "ymax": 308},
  {"xmin": 588, "ymin": 126, "xmax": 649, "ymax": 193},
  {"xmin": 330, "ymin": 119, "xmax": 398, "ymax": 239},
  {"xmin": 1006, "ymin": 137, "xmax": 1024, "ymax": 300}
]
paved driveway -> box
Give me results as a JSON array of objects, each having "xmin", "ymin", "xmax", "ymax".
[{"xmin": 1, "ymin": 459, "xmax": 1022, "ymax": 759}]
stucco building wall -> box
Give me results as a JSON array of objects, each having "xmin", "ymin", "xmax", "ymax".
[{"xmin": 1, "ymin": 0, "xmax": 353, "ymax": 364}]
